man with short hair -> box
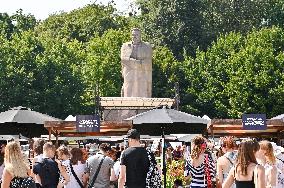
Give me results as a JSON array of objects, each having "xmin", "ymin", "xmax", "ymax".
[
  {"xmin": 83, "ymin": 143, "xmax": 116, "ymax": 188},
  {"xmin": 118, "ymin": 129, "xmax": 150, "ymax": 188},
  {"xmin": 33, "ymin": 142, "xmax": 60, "ymax": 188}
]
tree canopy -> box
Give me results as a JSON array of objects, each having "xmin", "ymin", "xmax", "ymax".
[{"xmin": 0, "ymin": 2, "xmax": 283, "ymax": 119}]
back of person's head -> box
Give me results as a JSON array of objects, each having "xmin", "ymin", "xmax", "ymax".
[
  {"xmin": 70, "ymin": 147, "xmax": 85, "ymax": 165},
  {"xmin": 191, "ymin": 136, "xmax": 206, "ymax": 159},
  {"xmin": 57, "ymin": 145, "xmax": 70, "ymax": 158},
  {"xmin": 5, "ymin": 141, "xmax": 28, "ymax": 177},
  {"xmin": 33, "ymin": 139, "xmax": 46, "ymax": 156},
  {"xmin": 127, "ymin": 129, "xmax": 140, "ymax": 140},
  {"xmin": 259, "ymin": 140, "xmax": 276, "ymax": 164},
  {"xmin": 99, "ymin": 143, "xmax": 111, "ymax": 153},
  {"xmin": 173, "ymin": 179, "xmax": 183, "ymax": 188},
  {"xmin": 236, "ymin": 139, "xmax": 259, "ymax": 175},
  {"xmin": 43, "ymin": 142, "xmax": 55, "ymax": 156},
  {"xmin": 221, "ymin": 136, "xmax": 236, "ymax": 150}
]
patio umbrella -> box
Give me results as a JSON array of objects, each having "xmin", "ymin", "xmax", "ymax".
[
  {"xmin": 126, "ymin": 106, "xmax": 209, "ymax": 188},
  {"xmin": 272, "ymin": 114, "xmax": 284, "ymax": 121},
  {"xmin": 0, "ymin": 106, "xmax": 61, "ymax": 138}
]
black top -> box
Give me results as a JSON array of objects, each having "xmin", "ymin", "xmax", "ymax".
[
  {"xmin": 120, "ymin": 147, "xmax": 149, "ymax": 188},
  {"xmin": 234, "ymin": 167, "xmax": 255, "ymax": 188},
  {"xmin": 33, "ymin": 158, "xmax": 60, "ymax": 188}
]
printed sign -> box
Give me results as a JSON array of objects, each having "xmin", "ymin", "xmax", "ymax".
[
  {"xmin": 76, "ymin": 115, "xmax": 100, "ymax": 132},
  {"xmin": 242, "ymin": 114, "xmax": 267, "ymax": 130}
]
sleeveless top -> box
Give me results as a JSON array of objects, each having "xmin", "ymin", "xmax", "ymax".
[
  {"xmin": 185, "ymin": 154, "xmax": 215, "ymax": 188},
  {"xmin": 234, "ymin": 165, "xmax": 256, "ymax": 188}
]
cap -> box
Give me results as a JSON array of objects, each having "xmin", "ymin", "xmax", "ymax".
[{"xmin": 127, "ymin": 129, "xmax": 140, "ymax": 140}]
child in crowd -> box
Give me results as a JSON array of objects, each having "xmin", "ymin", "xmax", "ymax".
[{"xmin": 56, "ymin": 145, "xmax": 71, "ymax": 188}]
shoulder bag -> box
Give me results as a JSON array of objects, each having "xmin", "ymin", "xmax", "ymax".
[
  {"xmin": 88, "ymin": 155, "xmax": 106, "ymax": 188},
  {"xmin": 69, "ymin": 161, "xmax": 84, "ymax": 188}
]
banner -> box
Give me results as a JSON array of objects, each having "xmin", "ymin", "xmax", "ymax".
[
  {"xmin": 242, "ymin": 114, "xmax": 267, "ymax": 130},
  {"xmin": 76, "ymin": 115, "xmax": 100, "ymax": 132}
]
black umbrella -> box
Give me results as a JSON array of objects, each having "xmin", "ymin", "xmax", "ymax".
[
  {"xmin": 0, "ymin": 106, "xmax": 61, "ymax": 138},
  {"xmin": 126, "ymin": 106, "xmax": 209, "ymax": 188}
]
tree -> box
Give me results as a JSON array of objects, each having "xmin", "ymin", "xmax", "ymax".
[
  {"xmin": 137, "ymin": 0, "xmax": 205, "ymax": 59},
  {"xmin": 182, "ymin": 27, "xmax": 284, "ymax": 118},
  {"xmin": 0, "ymin": 10, "xmax": 37, "ymax": 39},
  {"xmin": 35, "ymin": 3, "xmax": 130, "ymax": 42}
]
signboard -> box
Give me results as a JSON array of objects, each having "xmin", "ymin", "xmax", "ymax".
[
  {"xmin": 242, "ymin": 114, "xmax": 267, "ymax": 130},
  {"xmin": 76, "ymin": 115, "xmax": 100, "ymax": 132}
]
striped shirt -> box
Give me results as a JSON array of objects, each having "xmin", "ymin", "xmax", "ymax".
[{"xmin": 185, "ymin": 154, "xmax": 215, "ymax": 188}]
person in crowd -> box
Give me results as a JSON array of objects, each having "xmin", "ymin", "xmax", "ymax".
[
  {"xmin": 184, "ymin": 136, "xmax": 215, "ymax": 188},
  {"xmin": 0, "ymin": 144, "xmax": 6, "ymax": 180},
  {"xmin": 31, "ymin": 139, "xmax": 46, "ymax": 184},
  {"xmin": 33, "ymin": 142, "xmax": 62, "ymax": 188},
  {"xmin": 173, "ymin": 145, "xmax": 183, "ymax": 161},
  {"xmin": 56, "ymin": 145, "xmax": 71, "ymax": 188},
  {"xmin": 256, "ymin": 140, "xmax": 277, "ymax": 188},
  {"xmin": 109, "ymin": 148, "xmax": 119, "ymax": 188},
  {"xmin": 173, "ymin": 179, "xmax": 183, "ymax": 188},
  {"xmin": 83, "ymin": 143, "xmax": 116, "ymax": 188},
  {"xmin": 118, "ymin": 129, "xmax": 150, "ymax": 188},
  {"xmin": 65, "ymin": 147, "xmax": 86, "ymax": 188},
  {"xmin": 275, "ymin": 146, "xmax": 284, "ymax": 188},
  {"xmin": 223, "ymin": 139, "xmax": 265, "ymax": 188},
  {"xmin": 166, "ymin": 146, "xmax": 173, "ymax": 164},
  {"xmin": 216, "ymin": 136, "xmax": 238, "ymax": 187},
  {"xmin": 1, "ymin": 141, "xmax": 32, "ymax": 188}
]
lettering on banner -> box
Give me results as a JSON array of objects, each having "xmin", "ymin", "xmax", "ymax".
[{"xmin": 242, "ymin": 114, "xmax": 267, "ymax": 130}]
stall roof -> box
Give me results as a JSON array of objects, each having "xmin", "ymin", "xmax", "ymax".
[{"xmin": 208, "ymin": 119, "xmax": 284, "ymax": 137}]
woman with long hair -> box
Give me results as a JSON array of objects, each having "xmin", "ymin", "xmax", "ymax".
[
  {"xmin": 217, "ymin": 136, "xmax": 238, "ymax": 187},
  {"xmin": 1, "ymin": 141, "xmax": 32, "ymax": 188},
  {"xmin": 223, "ymin": 139, "xmax": 265, "ymax": 188},
  {"xmin": 257, "ymin": 140, "xmax": 277, "ymax": 188},
  {"xmin": 65, "ymin": 147, "xmax": 86, "ymax": 188},
  {"xmin": 184, "ymin": 136, "xmax": 215, "ymax": 188}
]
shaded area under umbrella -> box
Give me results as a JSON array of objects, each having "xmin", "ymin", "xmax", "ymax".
[
  {"xmin": 0, "ymin": 106, "xmax": 61, "ymax": 138},
  {"xmin": 126, "ymin": 106, "xmax": 209, "ymax": 188}
]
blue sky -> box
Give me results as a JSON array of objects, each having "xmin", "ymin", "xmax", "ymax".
[{"xmin": 0, "ymin": 0, "xmax": 133, "ymax": 20}]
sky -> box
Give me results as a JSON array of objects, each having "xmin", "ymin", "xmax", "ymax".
[{"xmin": 0, "ymin": 0, "xmax": 133, "ymax": 20}]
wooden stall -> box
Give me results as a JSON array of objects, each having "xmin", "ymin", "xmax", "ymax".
[
  {"xmin": 207, "ymin": 119, "xmax": 284, "ymax": 143},
  {"xmin": 44, "ymin": 120, "xmax": 132, "ymax": 143}
]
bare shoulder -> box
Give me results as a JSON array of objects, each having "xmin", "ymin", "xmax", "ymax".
[{"xmin": 256, "ymin": 164, "xmax": 265, "ymax": 173}]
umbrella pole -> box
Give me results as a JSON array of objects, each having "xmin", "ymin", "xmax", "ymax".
[{"xmin": 162, "ymin": 127, "xmax": 166, "ymax": 188}]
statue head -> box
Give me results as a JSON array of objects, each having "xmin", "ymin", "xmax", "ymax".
[{"xmin": 131, "ymin": 28, "xmax": 141, "ymax": 45}]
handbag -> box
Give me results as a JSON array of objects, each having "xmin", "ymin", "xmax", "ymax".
[
  {"xmin": 88, "ymin": 155, "xmax": 105, "ymax": 188},
  {"xmin": 69, "ymin": 161, "xmax": 84, "ymax": 188},
  {"xmin": 204, "ymin": 154, "xmax": 213, "ymax": 188}
]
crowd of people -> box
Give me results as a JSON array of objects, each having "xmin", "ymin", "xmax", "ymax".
[{"xmin": 0, "ymin": 131, "xmax": 284, "ymax": 188}]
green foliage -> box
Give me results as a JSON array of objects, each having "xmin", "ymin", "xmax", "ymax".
[
  {"xmin": 35, "ymin": 3, "xmax": 131, "ymax": 42},
  {"xmin": 0, "ymin": 9, "xmax": 37, "ymax": 39},
  {"xmin": 83, "ymin": 29, "xmax": 129, "ymax": 102},
  {"xmin": 183, "ymin": 27, "xmax": 284, "ymax": 118},
  {"xmin": 1, "ymin": 1, "xmax": 284, "ymax": 120}
]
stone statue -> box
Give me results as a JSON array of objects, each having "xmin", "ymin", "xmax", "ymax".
[{"xmin": 121, "ymin": 28, "xmax": 153, "ymax": 98}]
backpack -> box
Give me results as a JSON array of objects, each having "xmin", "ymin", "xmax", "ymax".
[
  {"xmin": 38, "ymin": 158, "xmax": 59, "ymax": 188},
  {"xmin": 145, "ymin": 149, "xmax": 162, "ymax": 188}
]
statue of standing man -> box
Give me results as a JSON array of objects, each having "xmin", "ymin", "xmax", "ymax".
[{"xmin": 121, "ymin": 28, "xmax": 153, "ymax": 98}]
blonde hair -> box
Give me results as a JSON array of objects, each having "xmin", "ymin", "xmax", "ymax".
[
  {"xmin": 259, "ymin": 140, "xmax": 276, "ymax": 165},
  {"xmin": 4, "ymin": 141, "xmax": 29, "ymax": 178}
]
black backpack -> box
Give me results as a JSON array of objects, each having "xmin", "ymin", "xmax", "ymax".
[{"xmin": 38, "ymin": 158, "xmax": 59, "ymax": 188}]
